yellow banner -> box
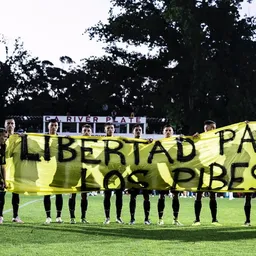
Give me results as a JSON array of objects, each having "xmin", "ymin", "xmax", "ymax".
[{"xmin": 4, "ymin": 122, "xmax": 256, "ymax": 195}]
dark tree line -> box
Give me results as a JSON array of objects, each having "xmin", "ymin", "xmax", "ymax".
[{"xmin": 0, "ymin": 0, "xmax": 256, "ymax": 133}]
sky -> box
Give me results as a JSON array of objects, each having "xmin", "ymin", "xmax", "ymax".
[{"xmin": 0, "ymin": 0, "xmax": 256, "ymax": 65}]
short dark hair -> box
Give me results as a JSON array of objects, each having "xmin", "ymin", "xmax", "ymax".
[
  {"xmin": 163, "ymin": 124, "xmax": 173, "ymax": 129},
  {"xmin": 204, "ymin": 120, "xmax": 216, "ymax": 125},
  {"xmin": 104, "ymin": 123, "xmax": 114, "ymax": 128},
  {"xmin": 132, "ymin": 124, "xmax": 142, "ymax": 130},
  {"xmin": 48, "ymin": 119, "xmax": 58, "ymax": 123},
  {"xmin": 82, "ymin": 124, "xmax": 92, "ymax": 129}
]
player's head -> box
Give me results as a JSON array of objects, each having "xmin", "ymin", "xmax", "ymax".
[
  {"xmin": 133, "ymin": 124, "xmax": 142, "ymax": 139},
  {"xmin": 204, "ymin": 120, "xmax": 216, "ymax": 132},
  {"xmin": 0, "ymin": 128, "xmax": 8, "ymax": 144},
  {"xmin": 163, "ymin": 124, "xmax": 174, "ymax": 138},
  {"xmin": 48, "ymin": 119, "xmax": 59, "ymax": 135},
  {"xmin": 4, "ymin": 118, "xmax": 15, "ymax": 135},
  {"xmin": 82, "ymin": 124, "xmax": 92, "ymax": 136},
  {"xmin": 104, "ymin": 123, "xmax": 115, "ymax": 136}
]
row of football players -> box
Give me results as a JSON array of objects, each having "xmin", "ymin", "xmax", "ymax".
[{"xmin": 0, "ymin": 118, "xmax": 252, "ymax": 226}]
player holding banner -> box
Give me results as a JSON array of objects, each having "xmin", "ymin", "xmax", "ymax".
[
  {"xmin": 129, "ymin": 124, "xmax": 151, "ymax": 225},
  {"xmin": 192, "ymin": 120, "xmax": 221, "ymax": 226},
  {"xmin": 157, "ymin": 124, "xmax": 183, "ymax": 226},
  {"xmin": 103, "ymin": 123, "xmax": 124, "ymax": 224},
  {"xmin": 69, "ymin": 124, "xmax": 91, "ymax": 224},
  {"xmin": 44, "ymin": 119, "xmax": 63, "ymax": 224},
  {"xmin": 0, "ymin": 128, "xmax": 9, "ymax": 224},
  {"xmin": 4, "ymin": 118, "xmax": 24, "ymax": 223}
]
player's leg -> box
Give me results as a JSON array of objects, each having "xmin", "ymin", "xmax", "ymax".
[
  {"xmin": 143, "ymin": 190, "xmax": 151, "ymax": 225},
  {"xmin": 0, "ymin": 191, "xmax": 6, "ymax": 224},
  {"xmin": 115, "ymin": 189, "xmax": 124, "ymax": 224},
  {"xmin": 172, "ymin": 191, "xmax": 183, "ymax": 226},
  {"xmin": 158, "ymin": 191, "xmax": 166, "ymax": 225},
  {"xmin": 81, "ymin": 192, "xmax": 89, "ymax": 223},
  {"xmin": 129, "ymin": 189, "xmax": 137, "ymax": 224},
  {"xmin": 244, "ymin": 193, "xmax": 253, "ymax": 226},
  {"xmin": 12, "ymin": 193, "xmax": 23, "ymax": 223},
  {"xmin": 209, "ymin": 192, "xmax": 221, "ymax": 225},
  {"xmin": 193, "ymin": 192, "xmax": 202, "ymax": 225},
  {"xmin": 103, "ymin": 190, "xmax": 112, "ymax": 224},
  {"xmin": 69, "ymin": 193, "xmax": 76, "ymax": 224},
  {"xmin": 44, "ymin": 195, "xmax": 52, "ymax": 224},
  {"xmin": 55, "ymin": 194, "xmax": 63, "ymax": 223}
]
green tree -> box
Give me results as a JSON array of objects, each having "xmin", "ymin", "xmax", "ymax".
[{"xmin": 84, "ymin": 0, "xmax": 256, "ymax": 132}]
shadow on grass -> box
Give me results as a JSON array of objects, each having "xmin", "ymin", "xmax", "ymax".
[{"xmin": 2, "ymin": 223, "xmax": 256, "ymax": 244}]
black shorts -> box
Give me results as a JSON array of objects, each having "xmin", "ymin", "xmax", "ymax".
[
  {"xmin": 158, "ymin": 190, "xmax": 170, "ymax": 195},
  {"xmin": 128, "ymin": 189, "xmax": 152, "ymax": 195}
]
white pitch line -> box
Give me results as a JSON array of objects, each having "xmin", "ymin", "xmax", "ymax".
[{"xmin": 3, "ymin": 196, "xmax": 55, "ymax": 214}]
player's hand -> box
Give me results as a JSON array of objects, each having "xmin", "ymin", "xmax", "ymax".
[
  {"xmin": 0, "ymin": 182, "xmax": 7, "ymax": 189},
  {"xmin": 192, "ymin": 132, "xmax": 200, "ymax": 138},
  {"xmin": 148, "ymin": 138, "xmax": 153, "ymax": 143}
]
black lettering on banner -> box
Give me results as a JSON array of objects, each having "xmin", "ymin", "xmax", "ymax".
[
  {"xmin": 81, "ymin": 138, "xmax": 101, "ymax": 164},
  {"xmin": 215, "ymin": 129, "xmax": 236, "ymax": 155},
  {"xmin": 197, "ymin": 168, "xmax": 205, "ymax": 191},
  {"xmin": 123, "ymin": 139, "xmax": 148, "ymax": 165},
  {"xmin": 228, "ymin": 162, "xmax": 247, "ymax": 190},
  {"xmin": 81, "ymin": 168, "xmax": 87, "ymax": 192},
  {"xmin": 172, "ymin": 168, "xmax": 195, "ymax": 190},
  {"xmin": 20, "ymin": 135, "xmax": 40, "ymax": 161},
  {"xmin": 251, "ymin": 165, "xmax": 256, "ymax": 180},
  {"xmin": 249, "ymin": 165, "xmax": 256, "ymax": 190},
  {"xmin": 176, "ymin": 138, "xmax": 196, "ymax": 162},
  {"xmin": 44, "ymin": 135, "xmax": 51, "ymax": 161},
  {"xmin": 127, "ymin": 170, "xmax": 149, "ymax": 188},
  {"xmin": 103, "ymin": 170, "xmax": 125, "ymax": 190},
  {"xmin": 58, "ymin": 137, "xmax": 77, "ymax": 162},
  {"xmin": 104, "ymin": 140, "xmax": 126, "ymax": 165},
  {"xmin": 148, "ymin": 141, "xmax": 174, "ymax": 164},
  {"xmin": 80, "ymin": 167, "xmax": 101, "ymax": 192},
  {"xmin": 237, "ymin": 124, "xmax": 256, "ymax": 153},
  {"xmin": 209, "ymin": 162, "xmax": 227, "ymax": 190}
]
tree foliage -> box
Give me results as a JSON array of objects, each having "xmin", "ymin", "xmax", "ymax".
[
  {"xmin": 85, "ymin": 0, "xmax": 256, "ymax": 132},
  {"xmin": 1, "ymin": 0, "xmax": 256, "ymax": 133}
]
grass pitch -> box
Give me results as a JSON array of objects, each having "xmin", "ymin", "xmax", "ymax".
[{"xmin": 0, "ymin": 193, "xmax": 255, "ymax": 256}]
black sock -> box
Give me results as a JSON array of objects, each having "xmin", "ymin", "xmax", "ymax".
[
  {"xmin": 244, "ymin": 194, "xmax": 252, "ymax": 223},
  {"xmin": 44, "ymin": 195, "xmax": 51, "ymax": 218},
  {"xmin": 172, "ymin": 197, "xmax": 180, "ymax": 220},
  {"xmin": 56, "ymin": 194, "xmax": 63, "ymax": 218},
  {"xmin": 104, "ymin": 190, "xmax": 111, "ymax": 218},
  {"xmin": 12, "ymin": 193, "xmax": 19, "ymax": 218},
  {"xmin": 0, "ymin": 192, "xmax": 6, "ymax": 216},
  {"xmin": 129, "ymin": 194, "xmax": 136, "ymax": 221},
  {"xmin": 116, "ymin": 190, "xmax": 123, "ymax": 219},
  {"xmin": 194, "ymin": 200, "xmax": 202, "ymax": 222},
  {"xmin": 69, "ymin": 194, "xmax": 76, "ymax": 218},
  {"xmin": 210, "ymin": 199, "xmax": 217, "ymax": 222},
  {"xmin": 81, "ymin": 193, "xmax": 88, "ymax": 219},
  {"xmin": 244, "ymin": 201, "xmax": 251, "ymax": 223},
  {"xmin": 244, "ymin": 205, "xmax": 251, "ymax": 223},
  {"xmin": 158, "ymin": 197, "xmax": 165, "ymax": 219},
  {"xmin": 144, "ymin": 200, "xmax": 150, "ymax": 221}
]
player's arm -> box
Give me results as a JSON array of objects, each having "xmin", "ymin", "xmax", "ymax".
[
  {"xmin": 192, "ymin": 132, "xmax": 200, "ymax": 139},
  {"xmin": 0, "ymin": 165, "xmax": 7, "ymax": 189}
]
